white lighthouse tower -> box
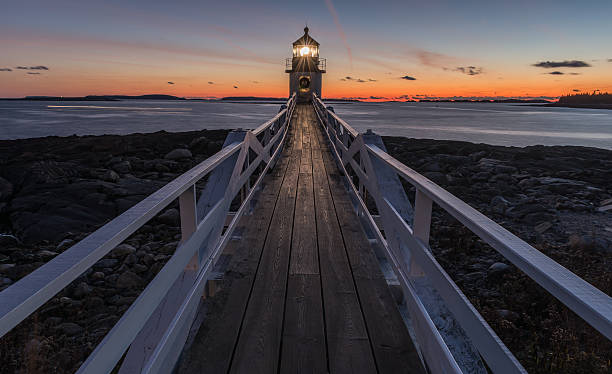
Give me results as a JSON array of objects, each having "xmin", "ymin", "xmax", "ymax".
[{"xmin": 285, "ymin": 27, "xmax": 326, "ymax": 103}]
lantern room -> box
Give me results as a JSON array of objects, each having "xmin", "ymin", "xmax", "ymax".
[{"xmin": 286, "ymin": 27, "xmax": 326, "ymax": 103}]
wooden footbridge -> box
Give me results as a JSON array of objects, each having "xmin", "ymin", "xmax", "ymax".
[{"xmin": 0, "ymin": 94, "xmax": 610, "ymax": 374}]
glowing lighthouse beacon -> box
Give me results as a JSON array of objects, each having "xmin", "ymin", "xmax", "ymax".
[{"xmin": 285, "ymin": 27, "xmax": 326, "ymax": 103}]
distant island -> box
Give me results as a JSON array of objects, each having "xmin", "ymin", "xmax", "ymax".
[
  {"xmin": 0, "ymin": 95, "xmax": 555, "ymax": 104},
  {"xmin": 542, "ymin": 92, "xmax": 612, "ymax": 109}
]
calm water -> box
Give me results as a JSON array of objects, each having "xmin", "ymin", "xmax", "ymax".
[{"xmin": 1, "ymin": 100, "xmax": 611, "ymax": 150}]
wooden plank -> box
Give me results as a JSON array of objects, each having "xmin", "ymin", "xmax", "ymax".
[
  {"xmin": 279, "ymin": 274, "xmax": 327, "ymax": 374},
  {"xmin": 179, "ymin": 119, "xmax": 298, "ymax": 374},
  {"xmin": 228, "ymin": 109, "xmax": 303, "ymax": 374},
  {"xmin": 280, "ymin": 108, "xmax": 327, "ymax": 373},
  {"xmin": 317, "ymin": 126, "xmax": 425, "ymax": 374},
  {"xmin": 310, "ymin": 110, "xmax": 378, "ymax": 374}
]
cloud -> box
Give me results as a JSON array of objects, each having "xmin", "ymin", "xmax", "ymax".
[
  {"xmin": 548, "ymin": 71, "xmax": 564, "ymax": 75},
  {"xmin": 340, "ymin": 76, "xmax": 376, "ymax": 83},
  {"xmin": 533, "ymin": 60, "xmax": 590, "ymax": 68},
  {"xmin": 0, "ymin": 68, "xmax": 12, "ymax": 72},
  {"xmin": 573, "ymin": 89, "xmax": 581, "ymax": 92},
  {"xmin": 454, "ymin": 66, "xmax": 483, "ymax": 75},
  {"xmin": 167, "ymin": 81, "xmax": 174, "ymax": 84},
  {"xmin": 252, "ymin": 80, "xmax": 260, "ymax": 84},
  {"xmin": 608, "ymin": 59, "xmax": 612, "ymax": 62},
  {"xmin": 16, "ymin": 65, "xmax": 49, "ymax": 70},
  {"xmin": 27, "ymin": 72, "xmax": 41, "ymax": 75},
  {"xmin": 412, "ymin": 49, "xmax": 456, "ymax": 69},
  {"xmin": 208, "ymin": 81, "xmax": 214, "ymax": 84},
  {"xmin": 401, "ymin": 75, "xmax": 416, "ymax": 80},
  {"xmin": 233, "ymin": 85, "xmax": 238, "ymax": 89},
  {"xmin": 369, "ymin": 96, "xmax": 383, "ymax": 100},
  {"xmin": 569, "ymin": 72, "xmax": 580, "ymax": 75}
]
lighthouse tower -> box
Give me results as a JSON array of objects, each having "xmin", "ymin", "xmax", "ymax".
[{"xmin": 285, "ymin": 27, "xmax": 326, "ymax": 103}]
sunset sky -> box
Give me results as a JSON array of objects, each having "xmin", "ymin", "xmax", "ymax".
[{"xmin": 1, "ymin": 0, "xmax": 611, "ymax": 100}]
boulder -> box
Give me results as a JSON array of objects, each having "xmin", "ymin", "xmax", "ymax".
[
  {"xmin": 111, "ymin": 243, "xmax": 137, "ymax": 258},
  {"xmin": 164, "ymin": 148, "xmax": 192, "ymax": 160},
  {"xmin": 100, "ymin": 169, "xmax": 120, "ymax": 183},
  {"xmin": 116, "ymin": 271, "xmax": 143, "ymax": 289},
  {"xmin": 158, "ymin": 208, "xmax": 180, "ymax": 226},
  {"xmin": 111, "ymin": 160, "xmax": 131, "ymax": 174}
]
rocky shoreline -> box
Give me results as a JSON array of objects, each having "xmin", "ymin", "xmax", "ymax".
[
  {"xmin": 0, "ymin": 131, "xmax": 610, "ymax": 373},
  {"xmin": 383, "ymin": 137, "xmax": 611, "ymax": 373}
]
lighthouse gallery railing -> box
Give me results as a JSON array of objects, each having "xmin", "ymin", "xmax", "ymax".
[
  {"xmin": 312, "ymin": 94, "xmax": 612, "ymax": 374},
  {"xmin": 0, "ymin": 94, "xmax": 297, "ymax": 374}
]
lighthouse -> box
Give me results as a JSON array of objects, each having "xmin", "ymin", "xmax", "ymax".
[{"xmin": 285, "ymin": 27, "xmax": 326, "ymax": 103}]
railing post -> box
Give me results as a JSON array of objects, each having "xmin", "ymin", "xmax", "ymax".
[
  {"xmin": 413, "ymin": 189, "xmax": 432, "ymax": 245},
  {"xmin": 179, "ymin": 184, "xmax": 198, "ymax": 271},
  {"xmin": 411, "ymin": 189, "xmax": 432, "ymax": 277}
]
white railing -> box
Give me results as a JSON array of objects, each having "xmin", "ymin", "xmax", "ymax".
[
  {"xmin": 0, "ymin": 94, "xmax": 297, "ymax": 374},
  {"xmin": 312, "ymin": 94, "xmax": 612, "ymax": 374}
]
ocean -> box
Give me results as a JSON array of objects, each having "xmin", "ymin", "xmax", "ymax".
[{"xmin": 1, "ymin": 100, "xmax": 610, "ymax": 149}]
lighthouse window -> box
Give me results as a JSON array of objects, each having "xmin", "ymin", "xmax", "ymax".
[{"xmin": 300, "ymin": 46, "xmax": 310, "ymax": 56}]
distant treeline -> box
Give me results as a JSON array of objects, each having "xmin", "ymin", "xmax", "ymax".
[{"xmin": 558, "ymin": 92, "xmax": 612, "ymax": 105}]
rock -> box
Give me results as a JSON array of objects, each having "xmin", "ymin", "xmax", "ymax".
[
  {"xmin": 112, "ymin": 160, "xmax": 132, "ymax": 174},
  {"xmin": 495, "ymin": 165, "xmax": 517, "ymax": 174},
  {"xmin": 0, "ymin": 234, "xmax": 19, "ymax": 247},
  {"xmin": 490, "ymin": 196, "xmax": 510, "ymax": 214},
  {"xmin": 123, "ymin": 253, "xmax": 138, "ymax": 265},
  {"xmin": 85, "ymin": 296, "xmax": 105, "ymax": 309},
  {"xmin": 189, "ymin": 136, "xmax": 210, "ymax": 154},
  {"xmin": 101, "ymin": 169, "xmax": 120, "ymax": 183},
  {"xmin": 116, "ymin": 271, "xmax": 142, "ymax": 289},
  {"xmin": 73, "ymin": 282, "xmax": 92, "ymax": 298},
  {"xmin": 1, "ymin": 277, "xmax": 12, "ymax": 286},
  {"xmin": 164, "ymin": 148, "xmax": 192, "ymax": 160},
  {"xmin": 59, "ymin": 296, "xmax": 73, "ymax": 304},
  {"xmin": 422, "ymin": 161, "xmax": 442, "ymax": 172},
  {"xmin": 0, "ymin": 177, "xmax": 13, "ymax": 201},
  {"xmin": 568, "ymin": 234, "xmax": 596, "ymax": 250},
  {"xmin": 488, "ymin": 262, "xmax": 510, "ymax": 275},
  {"xmin": 423, "ymin": 172, "xmax": 447, "ymax": 185},
  {"xmin": 94, "ymin": 258, "xmax": 119, "ymax": 269},
  {"xmin": 534, "ymin": 221, "xmax": 552, "ymax": 234},
  {"xmin": 57, "ymin": 322, "xmax": 83, "ymax": 336},
  {"xmin": 158, "ymin": 242, "xmax": 178, "ymax": 255},
  {"xmin": 56, "ymin": 238, "xmax": 75, "ymax": 251},
  {"xmin": 155, "ymin": 163, "xmax": 170, "ymax": 172},
  {"xmin": 111, "ymin": 243, "xmax": 137, "ymax": 258},
  {"xmin": 45, "ymin": 316, "xmax": 63, "ymax": 326},
  {"xmin": 158, "ymin": 208, "xmax": 180, "ymax": 226},
  {"xmin": 0, "ymin": 263, "xmax": 15, "ymax": 273},
  {"xmin": 132, "ymin": 263, "xmax": 148, "ymax": 273},
  {"xmin": 496, "ymin": 309, "xmax": 519, "ymax": 321},
  {"xmin": 37, "ymin": 250, "xmax": 58, "ymax": 260},
  {"xmin": 91, "ymin": 271, "xmax": 105, "ymax": 280}
]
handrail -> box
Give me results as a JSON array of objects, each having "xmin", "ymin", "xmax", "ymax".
[
  {"xmin": 0, "ymin": 93, "xmax": 297, "ymax": 373},
  {"xmin": 367, "ymin": 144, "xmax": 612, "ymax": 339},
  {"xmin": 311, "ymin": 93, "xmax": 612, "ymax": 373}
]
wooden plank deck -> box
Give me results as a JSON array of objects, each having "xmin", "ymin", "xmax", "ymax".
[{"xmin": 179, "ymin": 104, "xmax": 425, "ymax": 374}]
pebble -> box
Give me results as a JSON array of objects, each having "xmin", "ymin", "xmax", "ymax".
[
  {"xmin": 488, "ymin": 262, "xmax": 510, "ymax": 275},
  {"xmin": 56, "ymin": 239, "xmax": 75, "ymax": 251},
  {"xmin": 57, "ymin": 322, "xmax": 83, "ymax": 336}
]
